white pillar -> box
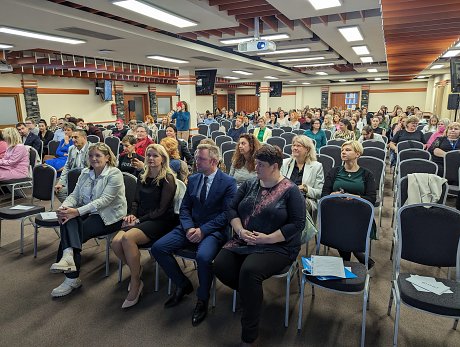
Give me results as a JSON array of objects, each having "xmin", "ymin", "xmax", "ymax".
[
  {"xmin": 295, "ymin": 86, "xmax": 303, "ymax": 110},
  {"xmin": 259, "ymin": 82, "xmax": 270, "ymax": 114},
  {"xmin": 178, "ymin": 69, "xmax": 197, "ymax": 128}
]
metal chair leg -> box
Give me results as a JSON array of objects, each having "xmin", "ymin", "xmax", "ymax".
[
  {"xmin": 105, "ymin": 237, "xmax": 110, "ymax": 277},
  {"xmin": 393, "ymin": 299, "xmax": 401, "ymax": 347},
  {"xmin": 20, "ymin": 217, "xmax": 25, "ymax": 254},
  {"xmin": 453, "ymin": 319, "xmax": 458, "ymax": 330},
  {"xmin": 168, "ymin": 278, "xmax": 172, "ymax": 295},
  {"xmin": 34, "ymin": 224, "xmax": 38, "ymax": 258},
  {"xmin": 284, "ymin": 274, "xmax": 291, "ymax": 328},
  {"xmin": 155, "ymin": 261, "xmax": 159, "ymax": 292},
  {"xmin": 387, "ymin": 288, "xmax": 394, "ymax": 315},
  {"xmin": 211, "ymin": 276, "xmax": 216, "ymax": 308},
  {"xmin": 297, "ymin": 276, "xmax": 306, "ymax": 330},
  {"xmin": 232, "ymin": 290, "xmax": 237, "ymax": 313},
  {"xmin": 117, "ymin": 259, "xmax": 123, "ymax": 283},
  {"xmin": 361, "ymin": 289, "xmax": 368, "ymax": 347}
]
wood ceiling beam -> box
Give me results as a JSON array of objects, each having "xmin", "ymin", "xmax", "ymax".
[
  {"xmin": 202, "ymin": 30, "xmax": 223, "ymax": 38},
  {"xmin": 194, "ymin": 31, "xmax": 210, "ymax": 38},
  {"xmin": 219, "ymin": 0, "xmax": 267, "ymax": 11},
  {"xmin": 219, "ymin": 28, "xmax": 236, "ymax": 36},
  {"xmin": 235, "ymin": 10, "xmax": 280, "ymax": 20},
  {"xmin": 179, "ymin": 32, "xmax": 198, "ymax": 40},
  {"xmin": 234, "ymin": 24, "xmax": 249, "ymax": 35},
  {"xmin": 260, "ymin": 16, "xmax": 278, "ymax": 32},
  {"xmin": 299, "ymin": 18, "xmax": 312, "ymax": 30},
  {"xmin": 208, "ymin": 0, "xmax": 239, "ymax": 6},
  {"xmin": 338, "ymin": 13, "xmax": 347, "ymax": 24},
  {"xmin": 382, "ymin": 0, "xmax": 460, "ymax": 12},
  {"xmin": 275, "ymin": 14, "xmax": 295, "ymax": 31},
  {"xmin": 318, "ymin": 16, "xmax": 329, "ymax": 26},
  {"xmin": 238, "ymin": 19, "xmax": 255, "ymax": 30},
  {"xmin": 227, "ymin": 5, "xmax": 274, "ymax": 16}
]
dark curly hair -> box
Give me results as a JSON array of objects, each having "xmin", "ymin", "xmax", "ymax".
[{"xmin": 231, "ymin": 133, "xmax": 261, "ymax": 171}]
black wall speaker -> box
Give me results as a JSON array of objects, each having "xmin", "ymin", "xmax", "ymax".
[
  {"xmin": 128, "ymin": 100, "xmax": 136, "ymax": 112},
  {"xmin": 447, "ymin": 94, "xmax": 460, "ymax": 110}
]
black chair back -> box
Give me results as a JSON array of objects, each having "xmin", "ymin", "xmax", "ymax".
[
  {"xmin": 327, "ymin": 139, "xmax": 346, "ymax": 147},
  {"xmin": 444, "ymin": 150, "xmax": 460, "ymax": 185},
  {"xmin": 104, "ymin": 136, "xmax": 120, "ymax": 158},
  {"xmin": 209, "ymin": 123, "xmax": 220, "ymax": 134},
  {"xmin": 29, "ymin": 147, "xmax": 38, "ymax": 169},
  {"xmin": 399, "ymin": 159, "xmax": 438, "ymax": 179},
  {"xmin": 221, "ymin": 141, "xmax": 236, "ymax": 154},
  {"xmin": 211, "ymin": 131, "xmax": 225, "ymax": 141},
  {"xmin": 198, "ymin": 124, "xmax": 208, "ymax": 136},
  {"xmin": 157, "ymin": 129, "xmax": 166, "ymax": 143},
  {"xmin": 324, "ymin": 129, "xmax": 332, "ymax": 141},
  {"xmin": 398, "ymin": 175, "xmax": 448, "ymax": 208},
  {"xmin": 398, "ymin": 148, "xmax": 430, "ymax": 162},
  {"xmin": 358, "ymin": 156, "xmax": 385, "ymax": 192},
  {"xmin": 423, "ymin": 132, "xmax": 433, "ymax": 143},
  {"xmin": 396, "ymin": 140, "xmax": 424, "ymax": 152},
  {"xmin": 397, "ymin": 204, "xmax": 460, "ymax": 268},
  {"xmin": 191, "ymin": 135, "xmax": 207, "ymax": 153},
  {"xmin": 87, "ymin": 135, "xmax": 100, "ymax": 144},
  {"xmin": 221, "ymin": 120, "xmax": 232, "ymax": 132},
  {"xmin": 223, "ymin": 150, "xmax": 235, "ymax": 174},
  {"xmin": 32, "ymin": 164, "xmax": 56, "ymax": 204},
  {"xmin": 48, "ymin": 140, "xmax": 60, "ymax": 157},
  {"xmin": 280, "ymin": 126, "xmax": 292, "ymax": 133},
  {"xmin": 271, "ymin": 128, "xmax": 284, "ymax": 137},
  {"xmin": 280, "ymin": 132, "xmax": 296, "ymax": 144},
  {"xmin": 266, "ymin": 137, "xmax": 286, "ymax": 151},
  {"xmin": 284, "ymin": 144, "xmax": 292, "ymax": 155},
  {"xmin": 317, "ymin": 195, "xmax": 374, "ymax": 254},
  {"xmin": 67, "ymin": 168, "xmax": 82, "ymax": 195},
  {"xmin": 123, "ymin": 172, "xmax": 137, "ymax": 214},
  {"xmin": 248, "ymin": 128, "xmax": 255, "ymax": 134},
  {"xmin": 316, "ymin": 154, "xmax": 335, "ymax": 177},
  {"xmin": 362, "ymin": 147, "xmax": 386, "ymax": 161},
  {"xmin": 362, "ymin": 140, "xmax": 386, "ymax": 151},
  {"xmin": 293, "ymin": 129, "xmax": 305, "ymax": 135},
  {"xmin": 215, "ymin": 135, "xmax": 232, "ymax": 149},
  {"xmin": 319, "ymin": 145, "xmax": 342, "ymax": 167}
]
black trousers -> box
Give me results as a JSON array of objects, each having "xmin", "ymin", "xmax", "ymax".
[
  {"xmin": 57, "ymin": 214, "xmax": 122, "ymax": 279},
  {"xmin": 214, "ymin": 249, "xmax": 291, "ymax": 343}
]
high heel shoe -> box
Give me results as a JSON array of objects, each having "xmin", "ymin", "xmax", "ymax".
[
  {"xmin": 122, "ymin": 281, "xmax": 144, "ymax": 309},
  {"xmin": 128, "ymin": 265, "xmax": 143, "ymax": 292}
]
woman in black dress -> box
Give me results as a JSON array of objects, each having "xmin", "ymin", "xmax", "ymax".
[
  {"xmin": 214, "ymin": 145, "xmax": 306, "ymax": 346},
  {"xmin": 38, "ymin": 119, "xmax": 54, "ymax": 155},
  {"xmin": 112, "ymin": 143, "xmax": 178, "ymax": 308}
]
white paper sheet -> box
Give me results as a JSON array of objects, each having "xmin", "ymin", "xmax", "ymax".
[
  {"xmin": 406, "ymin": 275, "xmax": 453, "ymax": 295},
  {"xmin": 311, "ymin": 255, "xmax": 346, "ymax": 278},
  {"xmin": 10, "ymin": 205, "xmax": 34, "ymax": 210},
  {"xmin": 40, "ymin": 212, "xmax": 57, "ymax": 220}
]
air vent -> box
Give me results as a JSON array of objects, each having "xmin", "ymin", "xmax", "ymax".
[
  {"xmin": 190, "ymin": 56, "xmax": 221, "ymax": 62},
  {"xmin": 57, "ymin": 27, "xmax": 123, "ymax": 40}
]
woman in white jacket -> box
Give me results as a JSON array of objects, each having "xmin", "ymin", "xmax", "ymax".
[
  {"xmin": 49, "ymin": 143, "xmax": 127, "ymax": 298},
  {"xmin": 280, "ymin": 135, "xmax": 324, "ymax": 215}
]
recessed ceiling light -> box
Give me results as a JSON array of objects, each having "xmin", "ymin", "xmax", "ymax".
[
  {"xmin": 113, "ymin": 0, "xmax": 197, "ymax": 28},
  {"xmin": 374, "ymin": 78, "xmax": 382, "ymax": 81},
  {"xmin": 352, "ymin": 45, "xmax": 370, "ymax": 55},
  {"xmin": 302, "ymin": 82, "xmax": 311, "ymax": 85},
  {"xmin": 0, "ymin": 26, "xmax": 85, "ymax": 44},
  {"xmin": 442, "ymin": 50, "xmax": 460, "ymax": 58},
  {"xmin": 316, "ymin": 72, "xmax": 328, "ymax": 76},
  {"xmin": 224, "ymin": 76, "xmax": 240, "ymax": 80},
  {"xmin": 264, "ymin": 76, "xmax": 278, "ymax": 79},
  {"xmin": 416, "ymin": 76, "xmax": 428, "ymax": 79},
  {"xmin": 232, "ymin": 70, "xmax": 253, "ymax": 76},
  {"xmin": 294, "ymin": 62, "xmax": 334, "ymax": 68},
  {"xmin": 308, "ymin": 0, "xmax": 341, "ymax": 10},
  {"xmin": 278, "ymin": 56, "xmax": 325, "ymax": 63},
  {"xmin": 367, "ymin": 68, "xmax": 378, "ymax": 73},
  {"xmin": 360, "ymin": 57, "xmax": 374, "ymax": 63},
  {"xmin": 0, "ymin": 43, "xmax": 13, "ymax": 49},
  {"xmin": 147, "ymin": 55, "xmax": 189, "ymax": 64},
  {"xmin": 339, "ymin": 79, "xmax": 347, "ymax": 82},
  {"xmin": 430, "ymin": 64, "xmax": 444, "ymax": 69},
  {"xmin": 289, "ymin": 80, "xmax": 297, "ymax": 83},
  {"xmin": 338, "ymin": 26, "xmax": 363, "ymax": 42},
  {"xmin": 220, "ymin": 34, "xmax": 289, "ymax": 45},
  {"xmin": 258, "ymin": 47, "xmax": 310, "ymax": 55}
]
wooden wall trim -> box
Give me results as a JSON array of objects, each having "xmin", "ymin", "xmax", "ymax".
[
  {"xmin": 369, "ymin": 88, "xmax": 427, "ymax": 93},
  {"xmin": 282, "ymin": 92, "xmax": 296, "ymax": 96},
  {"xmin": 37, "ymin": 88, "xmax": 89, "ymax": 95},
  {"xmin": 0, "ymin": 87, "xmax": 23, "ymax": 93},
  {"xmin": 156, "ymin": 92, "xmax": 176, "ymax": 96}
]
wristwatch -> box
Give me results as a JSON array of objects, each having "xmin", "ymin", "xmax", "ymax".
[{"xmin": 135, "ymin": 218, "xmax": 140, "ymax": 224}]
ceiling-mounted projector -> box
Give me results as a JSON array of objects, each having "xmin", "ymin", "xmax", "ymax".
[
  {"xmin": 238, "ymin": 39, "xmax": 276, "ymax": 53},
  {"xmin": 0, "ymin": 60, "xmax": 13, "ymax": 72}
]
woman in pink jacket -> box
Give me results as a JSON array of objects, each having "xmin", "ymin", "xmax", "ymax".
[{"xmin": 0, "ymin": 127, "xmax": 29, "ymax": 181}]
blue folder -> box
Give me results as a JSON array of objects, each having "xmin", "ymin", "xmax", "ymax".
[{"xmin": 301, "ymin": 257, "xmax": 357, "ymax": 281}]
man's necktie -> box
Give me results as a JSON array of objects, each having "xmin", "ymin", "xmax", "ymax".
[{"xmin": 200, "ymin": 176, "xmax": 208, "ymax": 204}]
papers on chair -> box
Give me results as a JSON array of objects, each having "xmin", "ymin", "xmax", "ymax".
[
  {"xmin": 10, "ymin": 205, "xmax": 34, "ymax": 210},
  {"xmin": 406, "ymin": 275, "xmax": 453, "ymax": 295},
  {"xmin": 40, "ymin": 212, "xmax": 57, "ymax": 220},
  {"xmin": 301, "ymin": 256, "xmax": 357, "ymax": 280},
  {"xmin": 311, "ymin": 255, "xmax": 346, "ymax": 278}
]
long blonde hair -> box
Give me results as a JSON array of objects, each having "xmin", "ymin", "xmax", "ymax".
[
  {"xmin": 139, "ymin": 144, "xmax": 175, "ymax": 186},
  {"xmin": 2, "ymin": 127, "xmax": 22, "ymax": 146}
]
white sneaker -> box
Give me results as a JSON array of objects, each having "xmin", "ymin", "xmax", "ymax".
[
  {"xmin": 51, "ymin": 278, "xmax": 82, "ymax": 297},
  {"xmin": 50, "ymin": 255, "xmax": 76, "ymax": 274}
]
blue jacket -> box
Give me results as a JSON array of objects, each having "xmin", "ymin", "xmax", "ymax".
[
  {"xmin": 172, "ymin": 111, "xmax": 190, "ymax": 131},
  {"xmin": 179, "ymin": 169, "xmax": 236, "ymax": 240}
]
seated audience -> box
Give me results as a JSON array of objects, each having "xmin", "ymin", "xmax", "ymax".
[
  {"xmin": 242, "ymin": 115, "xmax": 254, "ymax": 131},
  {"xmin": 54, "ymin": 130, "xmax": 90, "ymax": 202},
  {"xmin": 321, "ymin": 114, "xmax": 336, "ymax": 133},
  {"xmin": 151, "ymin": 144, "xmax": 236, "ymax": 326},
  {"xmin": 16, "ymin": 122, "xmax": 42, "ymax": 154},
  {"xmin": 160, "ymin": 137, "xmax": 189, "ymax": 183},
  {"xmin": 370, "ymin": 116, "xmax": 385, "ymax": 135},
  {"xmin": 389, "ymin": 116, "xmax": 425, "ymax": 153},
  {"xmin": 331, "ymin": 119, "xmax": 356, "ymax": 141},
  {"xmin": 25, "ymin": 117, "xmax": 39, "ymax": 136},
  {"xmin": 288, "ymin": 111, "xmax": 301, "ymax": 130},
  {"xmin": 134, "ymin": 124, "xmax": 154, "ymax": 157},
  {"xmin": 203, "ymin": 113, "xmax": 218, "ymax": 125},
  {"xmin": 422, "ymin": 115, "xmax": 438, "ymax": 134},
  {"xmin": 267, "ymin": 113, "xmax": 280, "ymax": 129},
  {"xmin": 229, "ymin": 133, "xmax": 261, "ymax": 187},
  {"xmin": 45, "ymin": 123, "xmax": 76, "ymax": 171},
  {"xmin": 277, "ymin": 110, "xmax": 289, "ymax": 127},
  {"xmin": 145, "ymin": 115, "xmax": 158, "ymax": 141},
  {"xmin": 227, "ymin": 116, "xmax": 246, "ymax": 142},
  {"xmin": 304, "ymin": 119, "xmax": 327, "ymax": 151},
  {"xmin": 111, "ymin": 119, "xmax": 128, "ymax": 140},
  {"xmin": 50, "ymin": 143, "xmax": 127, "ymax": 297},
  {"xmin": 165, "ymin": 124, "xmax": 193, "ymax": 166},
  {"xmin": 214, "ymin": 145, "xmax": 305, "ymax": 346},
  {"xmin": 0, "ymin": 127, "xmax": 29, "ymax": 181},
  {"xmin": 158, "ymin": 115, "xmax": 171, "ymax": 130},
  {"xmin": 358, "ymin": 125, "xmax": 385, "ymax": 143},
  {"xmin": 0, "ymin": 130, "xmax": 7, "ymax": 159},
  {"xmin": 350, "ymin": 118, "xmax": 361, "ymax": 139},
  {"xmin": 253, "ymin": 117, "xmax": 272, "ymax": 143},
  {"xmin": 126, "ymin": 120, "xmax": 138, "ymax": 136},
  {"xmin": 321, "ymin": 140, "xmax": 376, "ymax": 267},
  {"xmin": 52, "ymin": 118, "xmax": 66, "ymax": 142},
  {"xmin": 48, "ymin": 116, "xmax": 58, "ymax": 132},
  {"xmin": 281, "ymin": 135, "xmax": 324, "ymax": 215},
  {"xmin": 118, "ymin": 135, "xmax": 144, "ymax": 177},
  {"xmin": 429, "ymin": 122, "xmax": 460, "ymax": 176},
  {"xmin": 112, "ymin": 144, "xmax": 179, "ymax": 308},
  {"xmin": 38, "ymin": 119, "xmax": 54, "ymax": 155},
  {"xmin": 81, "ymin": 119, "xmax": 104, "ymax": 142},
  {"xmin": 426, "ymin": 118, "xmax": 450, "ymax": 148},
  {"xmin": 300, "ymin": 112, "xmax": 312, "ymax": 131}
]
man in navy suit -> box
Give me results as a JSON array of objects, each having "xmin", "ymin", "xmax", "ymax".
[
  {"xmin": 16, "ymin": 122, "xmax": 42, "ymax": 155},
  {"xmin": 151, "ymin": 143, "xmax": 236, "ymax": 326}
]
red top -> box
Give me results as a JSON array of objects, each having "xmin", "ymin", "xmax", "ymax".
[{"xmin": 135, "ymin": 137, "xmax": 154, "ymax": 156}]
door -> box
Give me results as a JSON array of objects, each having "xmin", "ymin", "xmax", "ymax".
[
  {"xmin": 157, "ymin": 96, "xmax": 172, "ymax": 118},
  {"xmin": 330, "ymin": 92, "xmax": 359, "ymax": 110},
  {"xmin": 236, "ymin": 95, "xmax": 259, "ymax": 113},
  {"xmin": 330, "ymin": 93, "xmax": 346, "ymax": 109},
  {"xmin": 124, "ymin": 94, "xmax": 148, "ymax": 121},
  {"xmin": 217, "ymin": 95, "xmax": 228, "ymax": 109}
]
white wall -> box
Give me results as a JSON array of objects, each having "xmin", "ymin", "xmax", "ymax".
[
  {"xmin": 367, "ymin": 82, "xmax": 428, "ymax": 111},
  {"xmin": 196, "ymin": 95, "xmax": 213, "ymax": 114},
  {"xmin": 301, "ymin": 86, "xmax": 322, "ymax": 108}
]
